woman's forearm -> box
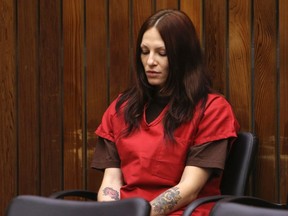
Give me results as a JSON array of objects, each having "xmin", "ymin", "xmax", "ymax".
[
  {"xmin": 149, "ymin": 185, "xmax": 197, "ymax": 216},
  {"xmin": 98, "ymin": 185, "xmax": 121, "ymax": 201},
  {"xmin": 150, "ymin": 186, "xmax": 182, "ymax": 215},
  {"xmin": 97, "ymin": 168, "xmax": 123, "ymax": 202},
  {"xmin": 149, "ymin": 166, "xmax": 212, "ymax": 216}
]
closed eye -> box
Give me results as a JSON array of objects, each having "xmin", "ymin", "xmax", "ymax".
[
  {"xmin": 141, "ymin": 49, "xmax": 149, "ymax": 55},
  {"xmin": 158, "ymin": 51, "xmax": 167, "ymax": 56}
]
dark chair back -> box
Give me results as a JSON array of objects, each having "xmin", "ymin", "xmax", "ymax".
[
  {"xmin": 182, "ymin": 132, "xmax": 258, "ymax": 216},
  {"xmin": 6, "ymin": 195, "xmax": 151, "ymax": 216},
  {"xmin": 49, "ymin": 190, "xmax": 98, "ymax": 200},
  {"xmin": 210, "ymin": 196, "xmax": 288, "ymax": 216},
  {"xmin": 220, "ymin": 132, "xmax": 258, "ymax": 195}
]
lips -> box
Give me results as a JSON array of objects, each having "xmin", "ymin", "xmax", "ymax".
[{"xmin": 146, "ymin": 70, "xmax": 160, "ymax": 77}]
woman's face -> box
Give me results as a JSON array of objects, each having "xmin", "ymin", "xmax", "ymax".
[{"xmin": 140, "ymin": 27, "xmax": 169, "ymax": 88}]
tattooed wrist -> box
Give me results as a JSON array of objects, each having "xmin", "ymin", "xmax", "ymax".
[
  {"xmin": 151, "ymin": 187, "xmax": 181, "ymax": 215},
  {"xmin": 102, "ymin": 187, "xmax": 120, "ymax": 200}
]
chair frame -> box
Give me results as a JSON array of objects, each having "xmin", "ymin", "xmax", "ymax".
[
  {"xmin": 209, "ymin": 196, "xmax": 288, "ymax": 216},
  {"xmin": 182, "ymin": 131, "xmax": 258, "ymax": 216},
  {"xmin": 6, "ymin": 195, "xmax": 151, "ymax": 216}
]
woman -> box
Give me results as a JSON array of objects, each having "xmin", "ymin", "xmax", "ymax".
[{"xmin": 91, "ymin": 9, "xmax": 240, "ymax": 216}]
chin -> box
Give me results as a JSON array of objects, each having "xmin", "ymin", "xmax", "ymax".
[{"xmin": 148, "ymin": 81, "xmax": 163, "ymax": 87}]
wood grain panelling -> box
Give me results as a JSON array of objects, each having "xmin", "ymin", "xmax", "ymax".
[
  {"xmin": 180, "ymin": 0, "xmax": 203, "ymax": 43},
  {"xmin": 228, "ymin": 0, "xmax": 252, "ymax": 132},
  {"xmin": 254, "ymin": 0, "xmax": 278, "ymax": 201},
  {"xmin": 204, "ymin": 0, "xmax": 227, "ymax": 95},
  {"xmin": 279, "ymin": 0, "xmax": 288, "ymax": 203},
  {"xmin": 86, "ymin": 0, "xmax": 107, "ymax": 192},
  {"xmin": 17, "ymin": 0, "xmax": 40, "ymax": 195},
  {"xmin": 155, "ymin": 0, "xmax": 179, "ymax": 10},
  {"xmin": 62, "ymin": 0, "xmax": 85, "ymax": 190},
  {"xmin": 131, "ymin": 0, "xmax": 153, "ymax": 56},
  {"xmin": 228, "ymin": 0, "xmax": 253, "ymax": 195},
  {"xmin": 0, "ymin": 0, "xmax": 17, "ymax": 214},
  {"xmin": 2, "ymin": 1, "xmax": 288, "ymax": 215},
  {"xmin": 132, "ymin": 0, "xmax": 153, "ymax": 50},
  {"xmin": 39, "ymin": 0, "xmax": 62, "ymax": 196},
  {"xmin": 109, "ymin": 0, "xmax": 130, "ymax": 100},
  {"xmin": 132, "ymin": 0, "xmax": 153, "ymax": 84}
]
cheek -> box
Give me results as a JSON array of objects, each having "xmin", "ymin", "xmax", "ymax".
[
  {"xmin": 163, "ymin": 70, "xmax": 169, "ymax": 81},
  {"xmin": 162, "ymin": 60, "xmax": 169, "ymax": 74},
  {"xmin": 141, "ymin": 56, "xmax": 147, "ymax": 65}
]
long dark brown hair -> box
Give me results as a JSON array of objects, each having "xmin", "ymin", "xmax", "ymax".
[{"xmin": 116, "ymin": 9, "xmax": 212, "ymax": 140}]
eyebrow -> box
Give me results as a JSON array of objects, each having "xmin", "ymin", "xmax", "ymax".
[{"xmin": 140, "ymin": 44, "xmax": 166, "ymax": 50}]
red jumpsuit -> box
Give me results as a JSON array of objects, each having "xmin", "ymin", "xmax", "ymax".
[{"xmin": 95, "ymin": 93, "xmax": 240, "ymax": 215}]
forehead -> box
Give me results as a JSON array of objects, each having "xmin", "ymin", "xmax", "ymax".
[{"xmin": 141, "ymin": 27, "xmax": 165, "ymax": 47}]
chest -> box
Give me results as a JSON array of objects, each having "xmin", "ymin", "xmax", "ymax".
[{"xmin": 114, "ymin": 112, "xmax": 199, "ymax": 166}]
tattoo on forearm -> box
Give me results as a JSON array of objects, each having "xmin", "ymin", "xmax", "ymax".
[
  {"xmin": 102, "ymin": 187, "xmax": 120, "ymax": 200},
  {"xmin": 151, "ymin": 187, "xmax": 181, "ymax": 214}
]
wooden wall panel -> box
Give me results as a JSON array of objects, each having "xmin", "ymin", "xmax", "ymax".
[
  {"xmin": 132, "ymin": 0, "xmax": 153, "ymax": 49},
  {"xmin": 155, "ymin": 0, "xmax": 179, "ymax": 11},
  {"xmin": 132, "ymin": 0, "xmax": 153, "ymax": 83},
  {"xmin": 228, "ymin": 0, "xmax": 252, "ymax": 132},
  {"xmin": 62, "ymin": 0, "xmax": 85, "ymax": 190},
  {"xmin": 17, "ymin": 0, "xmax": 40, "ymax": 195},
  {"xmin": 39, "ymin": 0, "xmax": 62, "ymax": 196},
  {"xmin": 0, "ymin": 0, "xmax": 17, "ymax": 214},
  {"xmin": 109, "ymin": 0, "xmax": 130, "ymax": 101},
  {"xmin": 204, "ymin": 0, "xmax": 227, "ymax": 95},
  {"xmin": 279, "ymin": 0, "xmax": 288, "ymax": 203},
  {"xmin": 86, "ymin": 0, "xmax": 107, "ymax": 192},
  {"xmin": 254, "ymin": 0, "xmax": 278, "ymax": 201},
  {"xmin": 180, "ymin": 0, "xmax": 203, "ymax": 43},
  {"xmin": 2, "ymin": 0, "xmax": 288, "ymax": 214},
  {"xmin": 131, "ymin": 0, "xmax": 153, "ymax": 83},
  {"xmin": 155, "ymin": 0, "xmax": 179, "ymax": 10}
]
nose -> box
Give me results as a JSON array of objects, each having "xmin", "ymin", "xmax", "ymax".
[{"xmin": 147, "ymin": 53, "xmax": 156, "ymax": 66}]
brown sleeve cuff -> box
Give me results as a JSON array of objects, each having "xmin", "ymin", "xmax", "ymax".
[
  {"xmin": 90, "ymin": 137, "xmax": 120, "ymax": 170},
  {"xmin": 186, "ymin": 139, "xmax": 229, "ymax": 170}
]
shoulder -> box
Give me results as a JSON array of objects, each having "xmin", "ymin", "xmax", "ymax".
[
  {"xmin": 206, "ymin": 93, "xmax": 230, "ymax": 105},
  {"xmin": 193, "ymin": 93, "xmax": 240, "ymax": 144},
  {"xmin": 96, "ymin": 95, "xmax": 127, "ymax": 139},
  {"xmin": 204, "ymin": 93, "xmax": 234, "ymax": 113},
  {"xmin": 200, "ymin": 93, "xmax": 239, "ymax": 128},
  {"xmin": 102, "ymin": 95, "xmax": 125, "ymax": 118}
]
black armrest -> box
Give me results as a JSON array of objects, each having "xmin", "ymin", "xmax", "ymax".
[
  {"xmin": 218, "ymin": 196, "xmax": 287, "ymax": 209},
  {"xmin": 49, "ymin": 190, "xmax": 98, "ymax": 201},
  {"xmin": 182, "ymin": 195, "xmax": 232, "ymax": 216}
]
